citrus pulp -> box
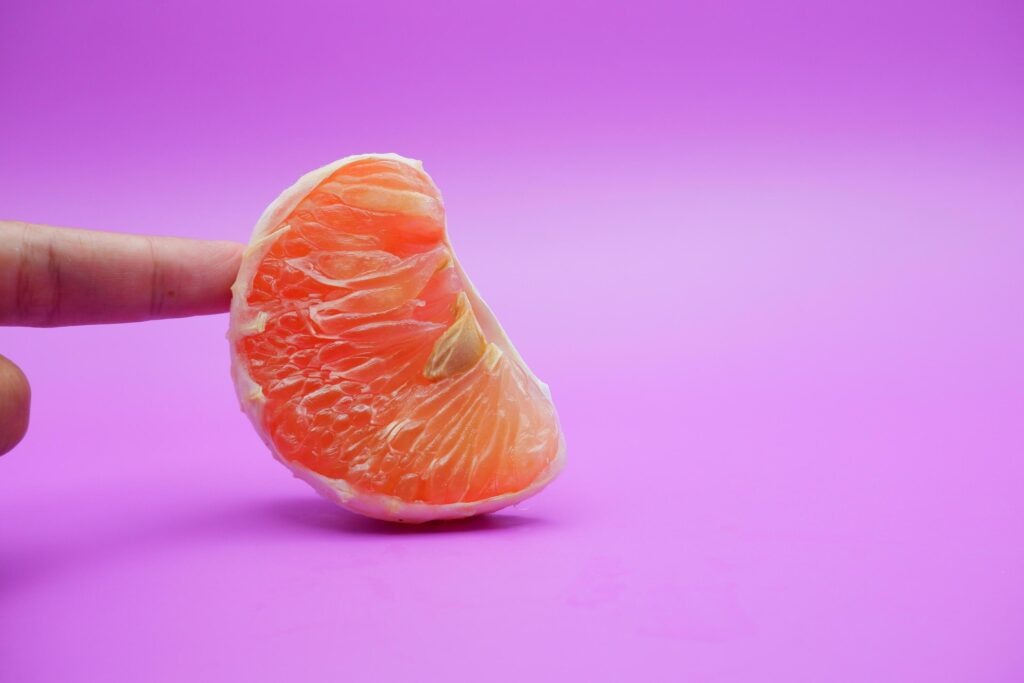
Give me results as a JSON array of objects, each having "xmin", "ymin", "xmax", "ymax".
[{"xmin": 228, "ymin": 154, "xmax": 565, "ymax": 522}]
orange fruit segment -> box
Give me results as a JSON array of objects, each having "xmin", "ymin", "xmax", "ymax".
[{"xmin": 229, "ymin": 154, "xmax": 565, "ymax": 522}]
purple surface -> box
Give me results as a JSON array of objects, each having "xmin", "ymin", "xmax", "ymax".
[{"xmin": 2, "ymin": 1, "xmax": 1023, "ymax": 681}]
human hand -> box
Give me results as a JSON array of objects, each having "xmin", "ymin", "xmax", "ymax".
[{"xmin": 0, "ymin": 220, "xmax": 244, "ymax": 455}]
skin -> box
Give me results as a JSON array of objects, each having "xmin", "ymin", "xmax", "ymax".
[{"xmin": 0, "ymin": 220, "xmax": 244, "ymax": 456}]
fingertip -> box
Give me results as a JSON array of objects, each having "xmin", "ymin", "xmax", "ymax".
[
  {"xmin": 193, "ymin": 239, "xmax": 246, "ymax": 314},
  {"xmin": 147, "ymin": 237, "xmax": 247, "ymax": 319},
  {"xmin": 0, "ymin": 354, "xmax": 30, "ymax": 456},
  {"xmin": 212, "ymin": 239, "xmax": 246, "ymax": 260},
  {"xmin": 218, "ymin": 240, "xmax": 246, "ymax": 276}
]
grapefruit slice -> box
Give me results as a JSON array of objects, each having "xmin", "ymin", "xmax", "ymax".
[{"xmin": 228, "ymin": 154, "xmax": 565, "ymax": 522}]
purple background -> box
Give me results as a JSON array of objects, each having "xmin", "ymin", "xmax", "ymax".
[{"xmin": 2, "ymin": 1, "xmax": 1023, "ymax": 680}]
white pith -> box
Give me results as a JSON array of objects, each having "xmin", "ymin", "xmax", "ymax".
[{"xmin": 228, "ymin": 153, "xmax": 566, "ymax": 523}]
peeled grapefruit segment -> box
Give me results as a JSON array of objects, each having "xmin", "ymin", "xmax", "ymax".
[{"xmin": 229, "ymin": 154, "xmax": 565, "ymax": 522}]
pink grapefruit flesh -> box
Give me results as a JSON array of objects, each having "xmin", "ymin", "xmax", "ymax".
[{"xmin": 228, "ymin": 154, "xmax": 565, "ymax": 522}]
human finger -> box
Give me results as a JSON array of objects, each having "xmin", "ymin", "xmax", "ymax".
[
  {"xmin": 0, "ymin": 221, "xmax": 244, "ymax": 327},
  {"xmin": 0, "ymin": 353, "xmax": 30, "ymax": 456}
]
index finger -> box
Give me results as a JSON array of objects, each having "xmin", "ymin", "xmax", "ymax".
[{"xmin": 0, "ymin": 221, "xmax": 244, "ymax": 327}]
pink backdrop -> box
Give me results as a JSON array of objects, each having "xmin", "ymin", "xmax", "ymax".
[{"xmin": 2, "ymin": 1, "xmax": 1022, "ymax": 680}]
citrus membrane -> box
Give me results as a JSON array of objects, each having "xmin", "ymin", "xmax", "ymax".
[{"xmin": 229, "ymin": 154, "xmax": 565, "ymax": 522}]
